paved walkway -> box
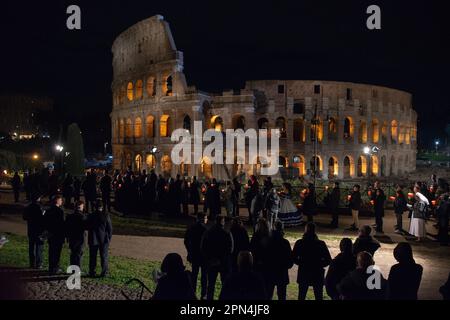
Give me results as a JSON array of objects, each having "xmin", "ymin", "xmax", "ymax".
[{"xmin": 1, "ymin": 193, "xmax": 449, "ymax": 300}]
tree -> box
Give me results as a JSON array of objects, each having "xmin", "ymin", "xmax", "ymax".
[{"xmin": 65, "ymin": 123, "xmax": 85, "ymax": 176}]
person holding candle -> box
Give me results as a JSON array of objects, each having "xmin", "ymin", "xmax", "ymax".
[
  {"xmin": 407, "ymin": 183, "xmax": 429, "ymax": 242},
  {"xmin": 347, "ymin": 184, "xmax": 362, "ymax": 231}
]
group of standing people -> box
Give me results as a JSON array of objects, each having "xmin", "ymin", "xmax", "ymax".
[{"xmin": 23, "ymin": 194, "xmax": 112, "ymax": 277}]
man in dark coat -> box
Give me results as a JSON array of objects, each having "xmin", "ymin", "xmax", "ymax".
[
  {"xmin": 205, "ymin": 179, "xmax": 221, "ymax": 219},
  {"xmin": 220, "ymin": 251, "xmax": 267, "ymax": 300},
  {"xmin": 23, "ymin": 171, "xmax": 32, "ymax": 201},
  {"xmin": 232, "ymin": 178, "xmax": 241, "ymax": 217},
  {"xmin": 292, "ymin": 222, "xmax": 331, "ymax": 300},
  {"xmin": 393, "ymin": 186, "xmax": 408, "ymax": 234},
  {"xmin": 62, "ymin": 173, "xmax": 74, "ymax": 209},
  {"xmin": 100, "ymin": 170, "xmax": 112, "ymax": 213},
  {"xmin": 189, "ymin": 176, "xmax": 201, "ymax": 215},
  {"xmin": 200, "ymin": 215, "xmax": 234, "ymax": 300},
  {"xmin": 328, "ymin": 182, "xmax": 341, "ymax": 228},
  {"xmin": 353, "ymin": 225, "xmax": 381, "ymax": 257},
  {"xmin": 325, "ymin": 238, "xmax": 356, "ymax": 300},
  {"xmin": 23, "ymin": 195, "xmax": 45, "ymax": 269},
  {"xmin": 65, "ymin": 201, "xmax": 86, "ymax": 268},
  {"xmin": 372, "ymin": 181, "xmax": 386, "ymax": 233},
  {"xmin": 11, "ymin": 171, "xmax": 21, "ymax": 203},
  {"xmin": 184, "ymin": 213, "xmax": 208, "ymax": 299},
  {"xmin": 302, "ymin": 183, "xmax": 317, "ymax": 223},
  {"xmin": 266, "ymin": 221, "xmax": 293, "ymax": 300},
  {"xmin": 436, "ymin": 194, "xmax": 449, "ymax": 246},
  {"xmin": 387, "ymin": 242, "xmax": 423, "ymax": 300},
  {"xmin": 347, "ymin": 184, "xmax": 362, "ymax": 231},
  {"xmin": 82, "ymin": 172, "xmax": 97, "ymax": 213},
  {"xmin": 229, "ymin": 217, "xmax": 250, "ymax": 272},
  {"xmin": 87, "ymin": 201, "xmax": 112, "ymax": 277},
  {"xmin": 44, "ymin": 195, "xmax": 65, "ymax": 274}
]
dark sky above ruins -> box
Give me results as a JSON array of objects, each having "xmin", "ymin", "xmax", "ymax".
[{"xmin": 0, "ymin": 0, "xmax": 448, "ymax": 153}]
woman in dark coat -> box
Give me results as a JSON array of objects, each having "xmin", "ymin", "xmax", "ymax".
[
  {"xmin": 153, "ymin": 253, "xmax": 196, "ymax": 300},
  {"xmin": 387, "ymin": 242, "xmax": 423, "ymax": 300},
  {"xmin": 393, "ymin": 187, "xmax": 407, "ymax": 234},
  {"xmin": 266, "ymin": 221, "xmax": 293, "ymax": 300},
  {"xmin": 292, "ymin": 222, "xmax": 331, "ymax": 300},
  {"xmin": 189, "ymin": 176, "xmax": 201, "ymax": 215}
]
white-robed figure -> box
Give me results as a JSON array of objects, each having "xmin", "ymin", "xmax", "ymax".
[
  {"xmin": 278, "ymin": 183, "xmax": 302, "ymax": 227},
  {"xmin": 408, "ymin": 184, "xmax": 429, "ymax": 241}
]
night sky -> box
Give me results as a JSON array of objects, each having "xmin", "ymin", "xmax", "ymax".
[{"xmin": 0, "ymin": 0, "xmax": 449, "ymax": 154}]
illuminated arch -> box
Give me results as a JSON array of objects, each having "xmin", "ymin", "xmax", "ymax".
[
  {"xmin": 381, "ymin": 121, "xmax": 388, "ymax": 144},
  {"xmin": 135, "ymin": 154, "xmax": 142, "ymax": 172},
  {"xmin": 161, "ymin": 155, "xmax": 172, "ymax": 176},
  {"xmin": 211, "ymin": 115, "xmax": 223, "ymax": 131},
  {"xmin": 135, "ymin": 80, "xmax": 143, "ymax": 99},
  {"xmin": 200, "ymin": 157, "xmax": 213, "ymax": 179},
  {"xmin": 310, "ymin": 117, "xmax": 323, "ymax": 143},
  {"xmin": 344, "ymin": 156, "xmax": 354, "ymax": 178},
  {"xmin": 127, "ymin": 82, "xmax": 134, "ymax": 101},
  {"xmin": 328, "ymin": 156, "xmax": 339, "ymax": 179},
  {"xmin": 292, "ymin": 155, "xmax": 305, "ymax": 176},
  {"xmin": 146, "ymin": 115, "xmax": 154, "ymax": 138},
  {"xmin": 183, "ymin": 115, "xmax": 191, "ymax": 132},
  {"xmin": 344, "ymin": 117, "xmax": 354, "ymax": 140},
  {"xmin": 357, "ymin": 156, "xmax": 367, "ymax": 177},
  {"xmin": 163, "ymin": 75, "xmax": 173, "ymax": 96},
  {"xmin": 310, "ymin": 156, "xmax": 323, "ymax": 175},
  {"xmin": 232, "ymin": 114, "xmax": 246, "ymax": 130},
  {"xmin": 359, "ymin": 121, "xmax": 367, "ymax": 143},
  {"xmin": 371, "ymin": 155, "xmax": 379, "ymax": 176},
  {"xmin": 381, "ymin": 155, "xmax": 387, "ymax": 177},
  {"xmin": 328, "ymin": 117, "xmax": 338, "ymax": 141},
  {"xmin": 391, "ymin": 120, "xmax": 398, "ymax": 144},
  {"xmin": 119, "ymin": 119, "xmax": 125, "ymax": 139},
  {"xmin": 134, "ymin": 117, "xmax": 142, "ymax": 138},
  {"xmin": 160, "ymin": 114, "xmax": 171, "ymax": 137},
  {"xmin": 125, "ymin": 118, "xmax": 133, "ymax": 138},
  {"xmin": 276, "ymin": 117, "xmax": 287, "ymax": 138},
  {"xmin": 146, "ymin": 76, "xmax": 156, "ymax": 96},
  {"xmin": 125, "ymin": 152, "xmax": 132, "ymax": 168},
  {"xmin": 146, "ymin": 154, "xmax": 156, "ymax": 169},
  {"xmin": 372, "ymin": 119, "xmax": 379, "ymax": 143}
]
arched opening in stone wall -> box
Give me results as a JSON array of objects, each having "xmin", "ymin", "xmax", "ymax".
[
  {"xmin": 211, "ymin": 115, "xmax": 223, "ymax": 131},
  {"xmin": 328, "ymin": 156, "xmax": 339, "ymax": 179},
  {"xmin": 405, "ymin": 127, "xmax": 411, "ymax": 145},
  {"xmin": 372, "ymin": 119, "xmax": 379, "ymax": 143},
  {"xmin": 398, "ymin": 124, "xmax": 405, "ymax": 144},
  {"xmin": 125, "ymin": 118, "xmax": 133, "ymax": 138},
  {"xmin": 344, "ymin": 117, "xmax": 354, "ymax": 141},
  {"xmin": 279, "ymin": 156, "xmax": 288, "ymax": 168},
  {"xmin": 201, "ymin": 157, "xmax": 213, "ymax": 179},
  {"xmin": 147, "ymin": 76, "xmax": 156, "ymax": 96},
  {"xmin": 258, "ymin": 118, "xmax": 269, "ymax": 130},
  {"xmin": 381, "ymin": 122, "xmax": 388, "ymax": 144},
  {"xmin": 127, "ymin": 82, "xmax": 134, "ymax": 101},
  {"xmin": 164, "ymin": 75, "xmax": 173, "ymax": 96},
  {"xmin": 391, "ymin": 120, "xmax": 398, "ymax": 144},
  {"xmin": 276, "ymin": 117, "xmax": 287, "ymax": 138},
  {"xmin": 310, "ymin": 117, "xmax": 323, "ymax": 143},
  {"xmin": 135, "ymin": 80, "xmax": 143, "ymax": 99},
  {"xmin": 179, "ymin": 162, "xmax": 188, "ymax": 176},
  {"xmin": 232, "ymin": 115, "xmax": 246, "ymax": 130},
  {"xmin": 160, "ymin": 114, "xmax": 171, "ymax": 137},
  {"xmin": 381, "ymin": 155, "xmax": 387, "ymax": 177},
  {"xmin": 359, "ymin": 121, "xmax": 368, "ymax": 143},
  {"xmin": 328, "ymin": 117, "xmax": 338, "ymax": 141},
  {"xmin": 161, "ymin": 155, "xmax": 172, "ymax": 177},
  {"xmin": 293, "ymin": 119, "xmax": 305, "ymax": 142},
  {"xmin": 146, "ymin": 154, "xmax": 156, "ymax": 170},
  {"xmin": 310, "ymin": 156, "xmax": 322, "ymax": 176},
  {"xmin": 119, "ymin": 119, "xmax": 125, "ymax": 140},
  {"xmin": 292, "ymin": 155, "xmax": 306, "ymax": 176},
  {"xmin": 125, "ymin": 152, "xmax": 132, "ymax": 168},
  {"xmin": 134, "ymin": 117, "xmax": 142, "ymax": 138},
  {"xmin": 146, "ymin": 115, "xmax": 154, "ymax": 138},
  {"xmin": 344, "ymin": 156, "xmax": 354, "ymax": 178},
  {"xmin": 120, "ymin": 85, "xmax": 126, "ymax": 104},
  {"xmin": 371, "ymin": 155, "xmax": 379, "ymax": 176},
  {"xmin": 390, "ymin": 156, "xmax": 396, "ymax": 176},
  {"xmin": 357, "ymin": 156, "xmax": 367, "ymax": 177},
  {"xmin": 135, "ymin": 154, "xmax": 142, "ymax": 172},
  {"xmin": 183, "ymin": 115, "xmax": 191, "ymax": 132}
]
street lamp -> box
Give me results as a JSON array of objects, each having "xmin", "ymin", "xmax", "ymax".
[
  {"xmin": 55, "ymin": 144, "xmax": 64, "ymax": 152},
  {"xmin": 435, "ymin": 140, "xmax": 440, "ymax": 153},
  {"xmin": 32, "ymin": 154, "xmax": 39, "ymax": 160}
]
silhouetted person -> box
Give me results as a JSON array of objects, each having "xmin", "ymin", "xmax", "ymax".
[
  {"xmin": 201, "ymin": 215, "xmax": 233, "ymax": 300},
  {"xmin": 184, "ymin": 213, "xmax": 208, "ymax": 299},
  {"xmin": 62, "ymin": 173, "xmax": 74, "ymax": 208},
  {"xmin": 436, "ymin": 194, "xmax": 449, "ymax": 246},
  {"xmin": 220, "ymin": 251, "xmax": 267, "ymax": 300},
  {"xmin": 153, "ymin": 253, "xmax": 196, "ymax": 300},
  {"xmin": 11, "ymin": 171, "xmax": 21, "ymax": 202},
  {"xmin": 302, "ymin": 183, "xmax": 317, "ymax": 223},
  {"xmin": 65, "ymin": 201, "xmax": 86, "ymax": 268},
  {"xmin": 205, "ymin": 179, "xmax": 221, "ymax": 219},
  {"xmin": 328, "ymin": 182, "xmax": 341, "ymax": 228},
  {"xmin": 387, "ymin": 242, "xmax": 423, "ymax": 300},
  {"xmin": 82, "ymin": 172, "xmax": 97, "ymax": 213},
  {"xmin": 338, "ymin": 251, "xmax": 387, "ymax": 300},
  {"xmin": 73, "ymin": 176, "xmax": 81, "ymax": 202},
  {"xmin": 348, "ymin": 184, "xmax": 362, "ymax": 231},
  {"xmin": 372, "ymin": 181, "xmax": 386, "ymax": 233},
  {"xmin": 230, "ymin": 217, "xmax": 250, "ymax": 272},
  {"xmin": 292, "ymin": 222, "xmax": 331, "ymax": 300},
  {"xmin": 266, "ymin": 221, "xmax": 293, "ymax": 300},
  {"xmin": 250, "ymin": 218, "xmax": 271, "ymax": 290},
  {"xmin": 190, "ymin": 177, "xmax": 200, "ymax": 215},
  {"xmin": 23, "ymin": 195, "xmax": 45, "ymax": 269},
  {"xmin": 440, "ymin": 273, "xmax": 450, "ymax": 300},
  {"xmin": 232, "ymin": 178, "xmax": 241, "ymax": 217},
  {"xmin": 353, "ymin": 225, "xmax": 380, "ymax": 257},
  {"xmin": 48, "ymin": 171, "xmax": 58, "ymax": 201},
  {"xmin": 44, "ymin": 195, "xmax": 65, "ymax": 274},
  {"xmin": 393, "ymin": 186, "xmax": 408, "ymax": 234},
  {"xmin": 181, "ymin": 179, "xmax": 190, "ymax": 216},
  {"xmin": 23, "ymin": 171, "xmax": 32, "ymax": 201},
  {"xmin": 325, "ymin": 238, "xmax": 356, "ymax": 300},
  {"xmin": 100, "ymin": 170, "xmax": 113, "ymax": 213},
  {"xmin": 244, "ymin": 176, "xmax": 259, "ymax": 225},
  {"xmin": 87, "ymin": 201, "xmax": 112, "ymax": 277}
]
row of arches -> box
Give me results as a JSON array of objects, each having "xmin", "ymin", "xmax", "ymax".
[{"xmin": 114, "ymin": 75, "xmax": 173, "ymax": 105}]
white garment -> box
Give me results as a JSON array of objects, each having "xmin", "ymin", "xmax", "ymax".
[{"xmin": 409, "ymin": 217, "xmax": 426, "ymax": 238}]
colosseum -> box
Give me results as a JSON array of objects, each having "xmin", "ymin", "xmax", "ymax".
[{"xmin": 110, "ymin": 15, "xmax": 417, "ymax": 181}]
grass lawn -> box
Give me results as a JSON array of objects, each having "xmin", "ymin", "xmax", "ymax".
[{"xmin": 0, "ymin": 232, "xmax": 334, "ymax": 300}]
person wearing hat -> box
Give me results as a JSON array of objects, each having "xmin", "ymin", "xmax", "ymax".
[
  {"xmin": 87, "ymin": 200, "xmax": 112, "ymax": 277},
  {"xmin": 65, "ymin": 200, "xmax": 86, "ymax": 268}
]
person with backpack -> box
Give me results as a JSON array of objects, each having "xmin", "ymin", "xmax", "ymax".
[{"xmin": 393, "ymin": 186, "xmax": 408, "ymax": 234}]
